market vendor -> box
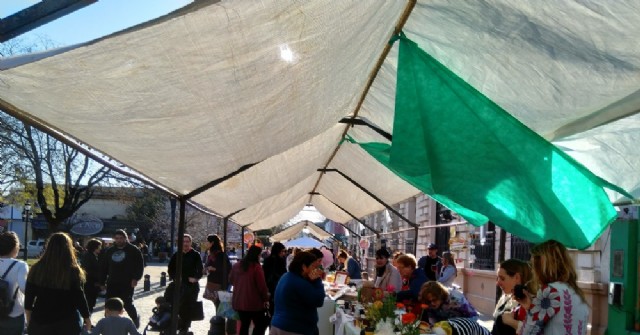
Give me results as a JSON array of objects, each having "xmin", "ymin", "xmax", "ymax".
[
  {"xmin": 373, "ymin": 248, "xmax": 402, "ymax": 292},
  {"xmin": 337, "ymin": 250, "xmax": 361, "ymax": 280},
  {"xmin": 394, "ymin": 254, "xmax": 427, "ymax": 302}
]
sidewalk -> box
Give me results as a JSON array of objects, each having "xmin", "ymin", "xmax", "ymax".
[
  {"xmin": 90, "ymin": 262, "xmax": 217, "ymax": 334},
  {"xmin": 91, "ymin": 263, "xmax": 494, "ymax": 334}
]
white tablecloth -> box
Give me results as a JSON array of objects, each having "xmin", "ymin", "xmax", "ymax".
[
  {"xmin": 318, "ymin": 297, "xmax": 336, "ymax": 335},
  {"xmin": 343, "ymin": 321, "xmax": 361, "ymax": 335}
]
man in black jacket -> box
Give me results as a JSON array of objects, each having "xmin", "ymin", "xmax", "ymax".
[
  {"xmin": 417, "ymin": 243, "xmax": 442, "ymax": 281},
  {"xmin": 168, "ymin": 234, "xmax": 203, "ymax": 334},
  {"xmin": 100, "ymin": 229, "xmax": 144, "ymax": 328}
]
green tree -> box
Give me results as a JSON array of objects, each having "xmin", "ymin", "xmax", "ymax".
[
  {"xmin": 126, "ymin": 189, "xmax": 167, "ymax": 241},
  {"xmin": 125, "ymin": 189, "xmax": 217, "ymax": 246}
]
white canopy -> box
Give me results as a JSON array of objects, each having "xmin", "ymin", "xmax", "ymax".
[
  {"xmin": 284, "ymin": 237, "xmax": 324, "ymax": 249},
  {"xmin": 0, "ymin": 0, "xmax": 639, "ymax": 232},
  {"xmin": 270, "ymin": 221, "xmax": 332, "ymax": 242}
]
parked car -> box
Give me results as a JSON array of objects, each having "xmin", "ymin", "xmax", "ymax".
[{"xmin": 26, "ymin": 239, "xmax": 45, "ymax": 256}]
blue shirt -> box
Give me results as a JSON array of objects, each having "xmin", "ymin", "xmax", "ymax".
[
  {"xmin": 346, "ymin": 258, "xmax": 362, "ymax": 279},
  {"xmin": 396, "ymin": 268, "xmax": 427, "ymax": 302},
  {"xmin": 271, "ymin": 272, "xmax": 325, "ymax": 335}
]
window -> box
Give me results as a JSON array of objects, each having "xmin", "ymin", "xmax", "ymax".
[
  {"xmin": 510, "ymin": 235, "xmax": 533, "ymax": 261},
  {"xmin": 470, "ymin": 222, "xmax": 495, "ymax": 270}
]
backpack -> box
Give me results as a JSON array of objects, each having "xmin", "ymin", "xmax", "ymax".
[{"xmin": 0, "ymin": 260, "xmax": 19, "ymax": 318}]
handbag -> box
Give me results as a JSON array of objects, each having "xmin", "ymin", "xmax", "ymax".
[
  {"xmin": 203, "ymin": 282, "xmax": 220, "ymax": 301},
  {"xmin": 190, "ymin": 300, "xmax": 205, "ymax": 321}
]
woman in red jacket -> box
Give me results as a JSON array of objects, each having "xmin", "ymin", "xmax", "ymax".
[{"xmin": 229, "ymin": 245, "xmax": 270, "ymax": 335}]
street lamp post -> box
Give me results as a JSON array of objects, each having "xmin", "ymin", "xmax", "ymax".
[{"xmin": 22, "ymin": 201, "xmax": 32, "ymax": 261}]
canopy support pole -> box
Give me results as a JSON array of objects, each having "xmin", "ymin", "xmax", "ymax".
[
  {"xmin": 613, "ymin": 199, "xmax": 640, "ymax": 207},
  {"xmin": 339, "ymin": 117, "xmax": 392, "ymax": 141},
  {"xmin": 318, "ymin": 168, "xmax": 418, "ymax": 229},
  {"xmin": 414, "ymin": 226, "xmax": 419, "ymax": 255},
  {"xmin": 308, "ymin": 0, "xmax": 417, "ymax": 202},
  {"xmin": 0, "ymin": 0, "xmax": 97, "ymax": 42},
  {"xmin": 221, "ymin": 208, "xmax": 243, "ymax": 267},
  {"xmin": 185, "ymin": 163, "xmax": 257, "ymax": 199},
  {"xmin": 241, "ymin": 226, "xmax": 245, "ymax": 258},
  {"xmin": 169, "ymin": 196, "xmax": 187, "ymax": 335},
  {"xmin": 310, "ymin": 192, "xmax": 377, "ymax": 238}
]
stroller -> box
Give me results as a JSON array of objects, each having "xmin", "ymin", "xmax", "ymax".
[{"xmin": 142, "ymin": 296, "xmax": 173, "ymax": 335}]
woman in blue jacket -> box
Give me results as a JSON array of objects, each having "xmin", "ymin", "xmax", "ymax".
[{"xmin": 271, "ymin": 251, "xmax": 325, "ymax": 335}]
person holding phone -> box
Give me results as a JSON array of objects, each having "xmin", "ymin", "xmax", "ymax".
[
  {"xmin": 492, "ymin": 259, "xmax": 534, "ymax": 335},
  {"xmin": 417, "ymin": 243, "xmax": 441, "ymax": 281},
  {"xmin": 506, "ymin": 240, "xmax": 590, "ymax": 335},
  {"xmin": 271, "ymin": 251, "xmax": 325, "ymax": 335}
]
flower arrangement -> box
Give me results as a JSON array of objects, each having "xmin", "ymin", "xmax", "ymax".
[
  {"xmin": 395, "ymin": 304, "xmax": 428, "ymax": 335},
  {"xmin": 364, "ymin": 291, "xmax": 397, "ymax": 326}
]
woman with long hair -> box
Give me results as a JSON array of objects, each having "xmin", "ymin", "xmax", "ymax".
[
  {"xmin": 204, "ymin": 234, "xmax": 235, "ymax": 334},
  {"xmin": 437, "ymin": 251, "xmax": 457, "ymax": 287},
  {"xmin": 0, "ymin": 232, "xmax": 29, "ymax": 335},
  {"xmin": 25, "ymin": 232, "xmax": 91, "ymax": 334},
  {"xmin": 230, "ymin": 245, "xmax": 270, "ymax": 335},
  {"xmin": 492, "ymin": 259, "xmax": 534, "ymax": 335},
  {"xmin": 512, "ymin": 240, "xmax": 589, "ymax": 335},
  {"xmin": 80, "ymin": 238, "xmax": 102, "ymax": 314},
  {"xmin": 270, "ymin": 251, "xmax": 325, "ymax": 335},
  {"xmin": 262, "ymin": 242, "xmax": 287, "ymax": 322}
]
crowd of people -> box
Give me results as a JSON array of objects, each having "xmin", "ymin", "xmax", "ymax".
[{"xmin": 0, "ymin": 227, "xmax": 591, "ymax": 335}]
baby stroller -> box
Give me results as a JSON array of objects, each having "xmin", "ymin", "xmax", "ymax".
[{"xmin": 142, "ymin": 296, "xmax": 173, "ymax": 335}]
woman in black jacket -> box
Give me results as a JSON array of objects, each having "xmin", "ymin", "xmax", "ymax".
[
  {"xmin": 168, "ymin": 234, "xmax": 203, "ymax": 334},
  {"xmin": 25, "ymin": 232, "xmax": 91, "ymax": 334},
  {"xmin": 262, "ymin": 242, "xmax": 287, "ymax": 322},
  {"xmin": 204, "ymin": 234, "xmax": 235, "ymax": 334},
  {"xmin": 80, "ymin": 238, "xmax": 102, "ymax": 314}
]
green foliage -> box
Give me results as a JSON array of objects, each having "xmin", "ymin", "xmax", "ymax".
[
  {"xmin": 364, "ymin": 292, "xmax": 397, "ymax": 325},
  {"xmin": 126, "ymin": 189, "xmax": 167, "ymax": 240}
]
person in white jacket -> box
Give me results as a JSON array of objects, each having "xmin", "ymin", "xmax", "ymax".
[
  {"xmin": 373, "ymin": 248, "xmax": 402, "ymax": 292},
  {"xmin": 437, "ymin": 252, "xmax": 457, "ymax": 287},
  {"xmin": 0, "ymin": 232, "xmax": 29, "ymax": 335},
  {"xmin": 506, "ymin": 240, "xmax": 589, "ymax": 335}
]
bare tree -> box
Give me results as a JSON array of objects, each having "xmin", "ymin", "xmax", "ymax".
[
  {"xmin": 0, "ymin": 114, "xmax": 133, "ymax": 230},
  {"xmin": 0, "ymin": 36, "xmax": 138, "ymax": 231}
]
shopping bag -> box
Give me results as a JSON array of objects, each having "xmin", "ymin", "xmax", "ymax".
[
  {"xmin": 217, "ymin": 290, "xmax": 233, "ymax": 303},
  {"xmin": 216, "ymin": 291, "xmax": 239, "ymax": 320},
  {"xmin": 190, "ymin": 300, "xmax": 205, "ymax": 321}
]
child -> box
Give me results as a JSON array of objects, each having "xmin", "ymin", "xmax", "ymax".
[
  {"xmin": 149, "ymin": 296, "xmax": 172, "ymax": 331},
  {"xmin": 89, "ymin": 297, "xmax": 141, "ymax": 335}
]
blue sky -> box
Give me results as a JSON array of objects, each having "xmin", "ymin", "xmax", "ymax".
[{"xmin": 1, "ymin": 0, "xmax": 193, "ymax": 47}]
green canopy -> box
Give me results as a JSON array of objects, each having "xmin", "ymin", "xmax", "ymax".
[{"xmin": 352, "ymin": 35, "xmax": 631, "ymax": 249}]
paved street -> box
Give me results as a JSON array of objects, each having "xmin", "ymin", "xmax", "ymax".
[
  {"xmin": 90, "ymin": 262, "xmax": 217, "ymax": 335},
  {"xmin": 90, "ymin": 262, "xmax": 494, "ymax": 335}
]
